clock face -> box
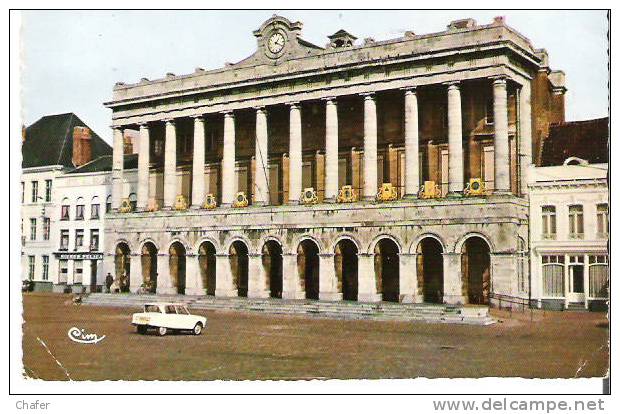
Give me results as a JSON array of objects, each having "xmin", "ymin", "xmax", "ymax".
[{"xmin": 267, "ymin": 32, "xmax": 286, "ymax": 54}]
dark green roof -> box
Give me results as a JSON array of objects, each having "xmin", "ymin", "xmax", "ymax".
[
  {"xmin": 67, "ymin": 154, "xmax": 138, "ymax": 174},
  {"xmin": 22, "ymin": 113, "xmax": 112, "ymax": 168}
]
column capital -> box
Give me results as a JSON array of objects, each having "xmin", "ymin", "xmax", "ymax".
[
  {"xmin": 401, "ymin": 86, "xmax": 418, "ymax": 94},
  {"xmin": 361, "ymin": 92, "xmax": 376, "ymax": 100},
  {"xmin": 138, "ymin": 121, "xmax": 149, "ymax": 128},
  {"xmin": 322, "ymin": 96, "xmax": 338, "ymax": 104},
  {"xmin": 288, "ymin": 101, "xmax": 301, "ymax": 109},
  {"xmin": 318, "ymin": 253, "xmax": 335, "ymax": 258},
  {"xmin": 492, "ymin": 76, "xmax": 508, "ymax": 87},
  {"xmin": 191, "ymin": 114, "xmax": 205, "ymax": 121},
  {"xmin": 110, "ymin": 125, "xmax": 124, "ymax": 131},
  {"xmin": 162, "ymin": 118, "xmax": 176, "ymax": 125},
  {"xmin": 444, "ymin": 80, "xmax": 461, "ymax": 89},
  {"xmin": 254, "ymin": 106, "xmax": 268, "ymax": 115}
]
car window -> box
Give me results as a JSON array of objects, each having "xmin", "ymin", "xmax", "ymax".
[
  {"xmin": 176, "ymin": 306, "xmax": 190, "ymax": 315},
  {"xmin": 144, "ymin": 305, "xmax": 160, "ymax": 313},
  {"xmin": 165, "ymin": 306, "xmax": 177, "ymax": 314}
]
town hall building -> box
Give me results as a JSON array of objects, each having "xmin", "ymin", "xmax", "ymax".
[{"xmin": 102, "ymin": 15, "xmax": 568, "ymax": 306}]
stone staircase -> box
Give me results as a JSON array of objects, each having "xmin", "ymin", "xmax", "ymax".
[{"xmin": 81, "ymin": 293, "xmax": 495, "ymax": 325}]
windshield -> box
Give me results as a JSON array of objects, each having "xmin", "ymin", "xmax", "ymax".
[{"xmin": 144, "ymin": 305, "xmax": 160, "ymax": 313}]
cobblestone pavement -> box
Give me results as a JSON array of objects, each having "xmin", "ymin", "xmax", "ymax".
[{"xmin": 21, "ymin": 293, "xmax": 608, "ymax": 381}]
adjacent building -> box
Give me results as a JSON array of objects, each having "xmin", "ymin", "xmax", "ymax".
[
  {"xmin": 21, "ymin": 113, "xmax": 111, "ymax": 291},
  {"xmin": 102, "ymin": 16, "xmax": 567, "ymax": 306},
  {"xmin": 529, "ymin": 118, "xmax": 609, "ymax": 310}
]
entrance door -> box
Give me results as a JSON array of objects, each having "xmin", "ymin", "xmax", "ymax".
[
  {"xmin": 568, "ymin": 264, "xmax": 586, "ymax": 303},
  {"xmin": 90, "ymin": 260, "xmax": 98, "ymax": 292}
]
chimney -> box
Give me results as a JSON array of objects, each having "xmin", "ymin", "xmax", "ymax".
[{"xmin": 72, "ymin": 126, "xmax": 92, "ymax": 167}]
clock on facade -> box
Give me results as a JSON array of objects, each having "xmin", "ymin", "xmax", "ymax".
[{"xmin": 267, "ymin": 31, "xmax": 286, "ymax": 54}]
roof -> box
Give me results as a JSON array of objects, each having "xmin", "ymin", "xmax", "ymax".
[
  {"xmin": 22, "ymin": 113, "xmax": 112, "ymax": 168},
  {"xmin": 66, "ymin": 154, "xmax": 138, "ymax": 174},
  {"xmin": 539, "ymin": 117, "xmax": 609, "ymax": 167}
]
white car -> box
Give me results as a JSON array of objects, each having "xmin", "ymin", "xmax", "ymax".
[{"xmin": 131, "ymin": 302, "xmax": 207, "ymax": 336}]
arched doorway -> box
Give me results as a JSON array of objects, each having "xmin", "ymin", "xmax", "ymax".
[
  {"xmin": 461, "ymin": 237, "xmax": 491, "ymax": 304},
  {"xmin": 169, "ymin": 242, "xmax": 186, "ymax": 295},
  {"xmin": 417, "ymin": 238, "xmax": 444, "ymax": 303},
  {"xmin": 229, "ymin": 241, "xmax": 249, "ymax": 297},
  {"xmin": 263, "ymin": 240, "xmax": 283, "ymax": 298},
  {"xmin": 198, "ymin": 241, "xmax": 217, "ymax": 296},
  {"xmin": 335, "ymin": 239, "xmax": 358, "ymax": 301},
  {"xmin": 141, "ymin": 242, "xmax": 158, "ymax": 293},
  {"xmin": 114, "ymin": 242, "xmax": 131, "ymax": 292},
  {"xmin": 375, "ymin": 238, "xmax": 400, "ymax": 302},
  {"xmin": 298, "ymin": 239, "xmax": 320, "ymax": 300}
]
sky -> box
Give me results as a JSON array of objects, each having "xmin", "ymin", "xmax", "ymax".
[{"xmin": 20, "ymin": 10, "xmax": 608, "ymax": 144}]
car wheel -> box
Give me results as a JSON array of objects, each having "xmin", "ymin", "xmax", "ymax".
[
  {"xmin": 193, "ymin": 323, "xmax": 203, "ymax": 336},
  {"xmin": 137, "ymin": 325, "xmax": 147, "ymax": 335},
  {"xmin": 157, "ymin": 327, "xmax": 167, "ymax": 336}
]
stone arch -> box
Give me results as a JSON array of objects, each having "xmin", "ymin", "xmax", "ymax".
[
  {"xmin": 168, "ymin": 241, "xmax": 187, "ymax": 295},
  {"xmin": 454, "ymin": 231, "xmax": 496, "ymax": 254},
  {"xmin": 367, "ymin": 233, "xmax": 403, "ymax": 255},
  {"xmin": 409, "ymin": 233, "xmax": 446, "ymax": 254},
  {"xmin": 165, "ymin": 237, "xmax": 192, "ymax": 256},
  {"xmin": 297, "ymin": 238, "xmax": 320, "ymax": 300},
  {"xmin": 259, "ymin": 234, "xmax": 287, "ymax": 255},
  {"xmin": 229, "ymin": 239, "xmax": 249, "ymax": 297},
  {"xmin": 114, "ymin": 241, "xmax": 131, "ymax": 293},
  {"xmin": 223, "ymin": 235, "xmax": 253, "ymax": 256},
  {"xmin": 294, "ymin": 234, "xmax": 324, "ymax": 255},
  {"xmin": 332, "ymin": 234, "xmax": 362, "ymax": 255},
  {"xmin": 262, "ymin": 239, "xmax": 283, "ymax": 298},
  {"xmin": 416, "ymin": 236, "xmax": 445, "ymax": 303},
  {"xmin": 140, "ymin": 241, "xmax": 158, "ymax": 293},
  {"xmin": 198, "ymin": 240, "xmax": 217, "ymax": 296},
  {"xmin": 374, "ymin": 237, "xmax": 401, "ymax": 302},
  {"xmin": 193, "ymin": 237, "xmax": 220, "ymax": 256},
  {"xmin": 139, "ymin": 238, "xmax": 161, "ymax": 253},
  {"xmin": 460, "ymin": 236, "xmax": 492, "ymax": 305}
]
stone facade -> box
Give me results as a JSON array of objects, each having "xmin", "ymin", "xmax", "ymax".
[{"xmin": 103, "ymin": 15, "xmax": 566, "ymax": 306}]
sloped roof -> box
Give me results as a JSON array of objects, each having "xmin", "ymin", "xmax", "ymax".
[
  {"xmin": 66, "ymin": 154, "xmax": 138, "ymax": 174},
  {"xmin": 22, "ymin": 113, "xmax": 112, "ymax": 168},
  {"xmin": 539, "ymin": 117, "xmax": 609, "ymax": 166}
]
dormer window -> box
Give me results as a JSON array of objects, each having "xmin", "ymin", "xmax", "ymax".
[{"xmin": 328, "ymin": 29, "xmax": 357, "ymax": 49}]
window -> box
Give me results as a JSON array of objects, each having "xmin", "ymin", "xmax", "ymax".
[
  {"xmin": 21, "ymin": 182, "xmax": 24, "ymax": 203},
  {"xmin": 541, "ymin": 206, "xmax": 556, "ymax": 239},
  {"xmin": 542, "ymin": 255, "xmax": 565, "ymax": 297},
  {"xmin": 61, "ymin": 201, "xmax": 70, "ymax": 221},
  {"xmin": 28, "ymin": 256, "xmax": 35, "ymax": 280},
  {"xmin": 75, "ymin": 229, "xmax": 84, "ymax": 248},
  {"xmin": 597, "ymin": 203, "xmax": 608, "ymax": 238},
  {"xmin": 60, "ymin": 230, "xmax": 69, "ymax": 250},
  {"xmin": 589, "ymin": 255, "xmax": 609, "ymax": 298},
  {"xmin": 90, "ymin": 229, "xmax": 100, "ymax": 251},
  {"xmin": 45, "ymin": 179, "xmax": 52, "ymax": 202},
  {"xmin": 91, "ymin": 199, "xmax": 100, "ymax": 220},
  {"xmin": 29, "ymin": 218, "xmax": 36, "ymax": 241},
  {"xmin": 58, "ymin": 260, "xmax": 68, "ymax": 283},
  {"xmin": 42, "ymin": 255, "xmax": 49, "ymax": 281},
  {"xmin": 31, "ymin": 181, "xmax": 38, "ymax": 202},
  {"xmin": 43, "ymin": 218, "xmax": 50, "ymax": 241},
  {"xmin": 485, "ymin": 98, "xmax": 494, "ymax": 125},
  {"xmin": 106, "ymin": 195, "xmax": 112, "ymax": 213},
  {"xmin": 75, "ymin": 198, "xmax": 85, "ymax": 220},
  {"xmin": 568, "ymin": 205, "xmax": 584, "ymax": 239},
  {"xmin": 154, "ymin": 139, "xmax": 164, "ymax": 156},
  {"xmin": 74, "ymin": 260, "xmax": 83, "ymax": 284}
]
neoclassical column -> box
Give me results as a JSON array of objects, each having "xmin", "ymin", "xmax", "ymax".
[
  {"xmin": 518, "ymin": 81, "xmax": 533, "ymax": 196},
  {"xmin": 357, "ymin": 253, "xmax": 381, "ymax": 302},
  {"xmin": 282, "ymin": 253, "xmax": 305, "ymax": 299},
  {"xmin": 221, "ymin": 111, "xmax": 236, "ymax": 206},
  {"xmin": 362, "ymin": 93, "xmax": 378, "ymax": 200},
  {"xmin": 318, "ymin": 253, "xmax": 342, "ymax": 301},
  {"xmin": 404, "ymin": 88, "xmax": 420, "ymax": 197},
  {"xmin": 214, "ymin": 253, "xmax": 237, "ymax": 297},
  {"xmin": 493, "ymin": 77, "xmax": 510, "ymax": 194},
  {"xmin": 136, "ymin": 122, "xmax": 150, "ymax": 211},
  {"xmin": 447, "ymin": 82, "xmax": 464, "ymax": 195},
  {"xmin": 156, "ymin": 253, "xmax": 175, "ymax": 295},
  {"xmin": 129, "ymin": 253, "xmax": 142, "ymax": 293},
  {"xmin": 163, "ymin": 119, "xmax": 177, "ymax": 209},
  {"xmin": 442, "ymin": 252, "xmax": 464, "ymax": 305},
  {"xmin": 288, "ymin": 102, "xmax": 302, "ymax": 204},
  {"xmin": 254, "ymin": 107, "xmax": 270, "ymax": 206},
  {"xmin": 111, "ymin": 126, "xmax": 124, "ymax": 210},
  {"xmin": 248, "ymin": 253, "xmax": 269, "ymax": 298},
  {"xmin": 191, "ymin": 115, "xmax": 206, "ymax": 208},
  {"xmin": 324, "ymin": 98, "xmax": 339, "ymax": 202}
]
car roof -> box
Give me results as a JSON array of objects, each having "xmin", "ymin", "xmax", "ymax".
[{"xmin": 144, "ymin": 302, "xmax": 188, "ymax": 307}]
